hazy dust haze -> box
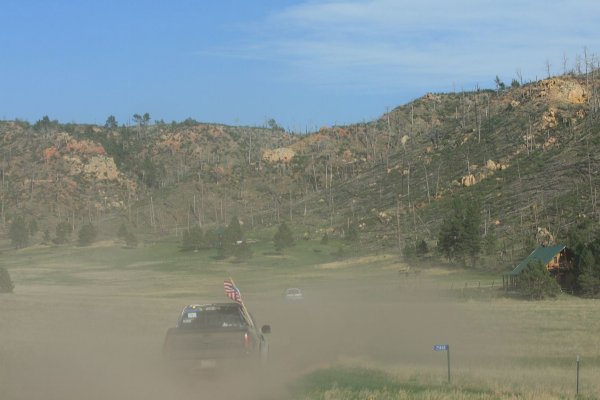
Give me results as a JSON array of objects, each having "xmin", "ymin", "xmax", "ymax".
[{"xmin": 0, "ymin": 267, "xmax": 516, "ymax": 400}]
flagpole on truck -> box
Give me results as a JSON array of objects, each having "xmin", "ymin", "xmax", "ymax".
[{"xmin": 226, "ymin": 277, "xmax": 254, "ymax": 328}]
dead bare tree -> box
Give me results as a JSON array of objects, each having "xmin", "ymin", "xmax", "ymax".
[
  {"xmin": 435, "ymin": 162, "xmax": 442, "ymax": 199},
  {"xmin": 588, "ymin": 144, "xmax": 595, "ymax": 214},
  {"xmin": 289, "ymin": 190, "xmax": 293, "ymax": 222},
  {"xmin": 385, "ymin": 107, "xmax": 392, "ymax": 169},
  {"xmin": 584, "ymin": 46, "xmax": 589, "ymax": 85},
  {"xmin": 423, "ymin": 164, "xmax": 431, "ymax": 203},
  {"xmin": 247, "ymin": 130, "xmax": 252, "ymax": 165},
  {"xmin": 396, "ymin": 199, "xmax": 401, "ymax": 249},
  {"xmin": 406, "ymin": 163, "xmax": 411, "ymax": 208},
  {"xmin": 150, "ymin": 196, "xmax": 156, "ymax": 229}
]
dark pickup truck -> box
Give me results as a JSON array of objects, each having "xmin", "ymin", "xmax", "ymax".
[{"xmin": 163, "ymin": 302, "xmax": 270, "ymax": 369}]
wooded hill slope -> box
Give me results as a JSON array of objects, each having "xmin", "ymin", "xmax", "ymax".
[{"xmin": 1, "ymin": 72, "xmax": 599, "ymax": 268}]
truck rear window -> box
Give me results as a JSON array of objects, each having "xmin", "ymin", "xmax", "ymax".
[{"xmin": 178, "ymin": 306, "xmax": 247, "ymax": 329}]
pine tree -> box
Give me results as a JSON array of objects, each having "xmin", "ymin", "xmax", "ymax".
[
  {"xmin": 274, "ymin": 222, "xmax": 294, "ymax": 251},
  {"xmin": 224, "ymin": 216, "xmax": 243, "ymax": 245},
  {"xmin": 181, "ymin": 227, "xmax": 203, "ymax": 251},
  {"xmin": 54, "ymin": 222, "xmax": 72, "ymax": 244},
  {"xmin": 234, "ymin": 242, "xmax": 253, "ymax": 260},
  {"xmin": 519, "ymin": 260, "xmax": 561, "ymax": 300},
  {"xmin": 42, "ymin": 229, "xmax": 51, "ymax": 244},
  {"xmin": 416, "ymin": 239, "xmax": 429, "ymax": 258},
  {"xmin": 8, "ymin": 216, "xmax": 29, "ymax": 249},
  {"xmin": 28, "ymin": 220, "xmax": 39, "ymax": 236},
  {"xmin": 345, "ymin": 223, "xmax": 359, "ymax": 243},
  {"xmin": 117, "ymin": 223, "xmax": 128, "ymax": 240},
  {"xmin": 181, "ymin": 229, "xmax": 193, "ymax": 251},
  {"xmin": 0, "ymin": 266, "xmax": 14, "ymax": 293},
  {"xmin": 438, "ymin": 197, "xmax": 482, "ymax": 265},
  {"xmin": 217, "ymin": 217, "xmax": 244, "ymax": 258},
  {"xmin": 204, "ymin": 229, "xmax": 218, "ymax": 249},
  {"xmin": 78, "ymin": 223, "xmax": 97, "ymax": 246},
  {"xmin": 125, "ymin": 232, "xmax": 138, "ymax": 248},
  {"xmin": 576, "ymin": 243, "xmax": 600, "ymax": 297},
  {"xmin": 484, "ymin": 225, "xmax": 497, "ymax": 256}
]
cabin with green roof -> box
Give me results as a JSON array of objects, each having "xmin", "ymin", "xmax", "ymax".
[{"xmin": 503, "ymin": 245, "xmax": 576, "ymax": 290}]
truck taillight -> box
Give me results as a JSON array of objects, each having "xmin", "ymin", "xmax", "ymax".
[{"xmin": 244, "ymin": 332, "xmax": 251, "ymax": 349}]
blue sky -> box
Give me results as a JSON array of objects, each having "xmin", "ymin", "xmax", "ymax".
[{"xmin": 1, "ymin": 0, "xmax": 599, "ymax": 131}]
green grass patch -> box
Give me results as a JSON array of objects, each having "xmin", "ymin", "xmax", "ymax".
[{"xmin": 288, "ymin": 367, "xmax": 503, "ymax": 400}]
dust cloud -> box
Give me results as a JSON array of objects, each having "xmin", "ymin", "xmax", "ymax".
[{"xmin": 0, "ymin": 269, "xmax": 514, "ymax": 400}]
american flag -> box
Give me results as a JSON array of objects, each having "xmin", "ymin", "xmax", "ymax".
[{"xmin": 224, "ymin": 279, "xmax": 243, "ymax": 305}]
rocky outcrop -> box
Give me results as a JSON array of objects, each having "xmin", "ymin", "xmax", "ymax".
[
  {"xmin": 83, "ymin": 155, "xmax": 121, "ymax": 181},
  {"xmin": 262, "ymin": 147, "xmax": 295, "ymax": 163},
  {"xmin": 537, "ymin": 78, "xmax": 587, "ymax": 104},
  {"xmin": 535, "ymin": 227, "xmax": 555, "ymax": 246},
  {"xmin": 65, "ymin": 138, "xmax": 106, "ymax": 155},
  {"xmin": 542, "ymin": 108, "xmax": 559, "ymax": 129},
  {"xmin": 459, "ymin": 160, "xmax": 509, "ymax": 187},
  {"xmin": 543, "ymin": 136, "xmax": 558, "ymax": 149},
  {"xmin": 461, "ymin": 174, "xmax": 477, "ymax": 187}
]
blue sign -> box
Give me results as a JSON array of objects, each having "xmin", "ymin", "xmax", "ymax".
[{"xmin": 433, "ymin": 344, "xmax": 448, "ymax": 351}]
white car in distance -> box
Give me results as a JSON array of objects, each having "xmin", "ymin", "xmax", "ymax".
[{"xmin": 283, "ymin": 287, "xmax": 304, "ymax": 301}]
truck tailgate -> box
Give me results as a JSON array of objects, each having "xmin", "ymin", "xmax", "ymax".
[{"xmin": 164, "ymin": 328, "xmax": 251, "ymax": 360}]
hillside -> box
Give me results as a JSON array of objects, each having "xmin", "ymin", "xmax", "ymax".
[{"xmin": 1, "ymin": 72, "xmax": 599, "ymax": 267}]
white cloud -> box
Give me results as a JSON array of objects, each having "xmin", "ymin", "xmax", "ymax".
[{"xmin": 212, "ymin": 0, "xmax": 600, "ymax": 95}]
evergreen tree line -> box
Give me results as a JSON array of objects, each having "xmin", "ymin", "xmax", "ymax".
[
  {"xmin": 7, "ymin": 217, "xmax": 138, "ymax": 249},
  {"xmin": 180, "ymin": 217, "xmax": 297, "ymax": 259},
  {"xmin": 180, "ymin": 216, "xmax": 252, "ymax": 259},
  {"xmin": 434, "ymin": 197, "xmax": 600, "ymax": 299},
  {"xmin": 518, "ymin": 222, "xmax": 600, "ymax": 300},
  {"xmin": 566, "ymin": 222, "xmax": 600, "ymax": 298}
]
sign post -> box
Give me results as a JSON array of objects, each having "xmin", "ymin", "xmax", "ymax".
[
  {"xmin": 576, "ymin": 356, "xmax": 580, "ymax": 396},
  {"xmin": 433, "ymin": 344, "xmax": 450, "ymax": 384}
]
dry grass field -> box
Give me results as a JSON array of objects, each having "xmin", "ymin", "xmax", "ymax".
[{"xmin": 1, "ymin": 240, "xmax": 599, "ymax": 399}]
